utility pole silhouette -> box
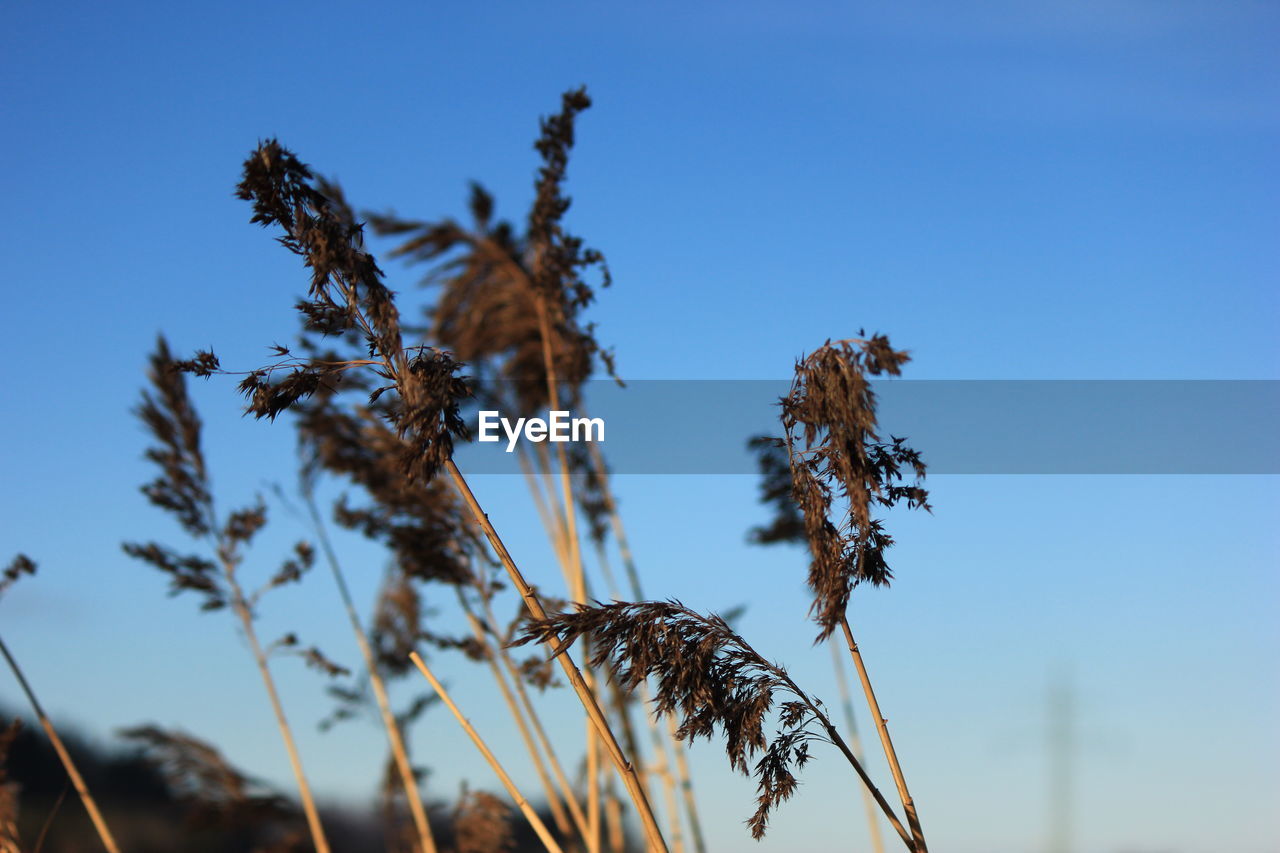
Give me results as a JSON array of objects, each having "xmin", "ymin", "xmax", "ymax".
[{"xmin": 1047, "ymin": 666, "xmax": 1075, "ymax": 853}]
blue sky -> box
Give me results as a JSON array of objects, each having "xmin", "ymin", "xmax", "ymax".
[{"xmin": 1, "ymin": 2, "xmax": 1277, "ymax": 852}]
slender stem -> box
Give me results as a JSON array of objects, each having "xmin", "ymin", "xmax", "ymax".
[
  {"xmin": 534, "ymin": 441, "xmax": 570, "ymax": 555},
  {"xmin": 478, "ymin": 594, "xmax": 591, "ymax": 842},
  {"xmin": 519, "ymin": 427, "xmax": 606, "ymax": 853},
  {"xmin": 526, "ymin": 442, "xmax": 580, "ymax": 604},
  {"xmin": 766, "ymin": 664, "xmax": 914, "ymax": 852},
  {"xmin": 602, "ymin": 668, "xmax": 651, "ymax": 811},
  {"xmin": 829, "ymin": 640, "xmax": 886, "ymax": 853},
  {"xmin": 516, "ymin": 443, "xmax": 570, "ymax": 570},
  {"xmin": 815, "ymin": 711, "xmax": 915, "ymax": 852},
  {"xmin": 650, "ymin": 707, "xmax": 685, "ymax": 853},
  {"xmin": 603, "ymin": 777, "xmax": 625, "ymax": 853},
  {"xmin": 663, "ymin": 713, "xmax": 701, "ymax": 853},
  {"xmin": 409, "ymin": 653, "xmax": 564, "ymax": 853},
  {"xmin": 593, "ymin": 544, "xmax": 682, "ymax": 853},
  {"xmin": 32, "ymin": 779, "xmax": 71, "ymax": 853},
  {"xmin": 709, "ymin": 622, "xmax": 912, "ymax": 852},
  {"xmin": 586, "ymin": 441, "xmax": 645, "ymax": 602},
  {"xmin": 200, "ymin": 486, "xmax": 330, "ymax": 853},
  {"xmin": 839, "ymin": 616, "xmax": 927, "ymax": 853},
  {"xmin": 228, "ymin": 588, "xmax": 330, "ymax": 853},
  {"xmin": 530, "ymin": 291, "xmax": 604, "ymax": 848},
  {"xmin": 532, "ymin": 294, "xmax": 587, "ymax": 606},
  {"xmin": 585, "ymin": 705, "xmax": 602, "ymax": 853},
  {"xmin": 586, "ymin": 439, "xmax": 706, "ymax": 853},
  {"xmin": 457, "ymin": 593, "xmax": 576, "ymax": 840},
  {"xmin": 0, "ymin": 636, "xmax": 121, "ymax": 853},
  {"xmin": 443, "ymin": 460, "xmax": 669, "ymax": 853},
  {"xmin": 305, "ymin": 496, "xmax": 437, "ymax": 853}
]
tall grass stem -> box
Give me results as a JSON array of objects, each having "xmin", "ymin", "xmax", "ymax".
[
  {"xmin": 0, "ymin": 636, "xmax": 121, "ymax": 853},
  {"xmin": 409, "ymin": 653, "xmax": 564, "ymax": 853},
  {"xmin": 443, "ymin": 460, "xmax": 669, "ymax": 853}
]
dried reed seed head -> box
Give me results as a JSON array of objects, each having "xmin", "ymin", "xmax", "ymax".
[
  {"xmin": 128, "ymin": 338, "xmax": 324, "ymax": 616},
  {"xmin": 238, "ymin": 365, "xmax": 342, "ymax": 423},
  {"xmin": 368, "ymin": 87, "xmax": 615, "ymax": 417},
  {"xmin": 372, "ymin": 569, "xmax": 426, "ymax": 675},
  {"xmin": 267, "ymin": 632, "xmax": 348, "ymax": 680},
  {"xmin": 366, "ymin": 569, "xmax": 486, "ymax": 675},
  {"xmin": 569, "ymin": 442, "xmax": 612, "ymax": 547},
  {"xmin": 137, "ymin": 335, "xmax": 213, "ymax": 537},
  {"xmin": 121, "ymin": 541, "xmax": 225, "ymax": 609},
  {"xmin": 397, "ymin": 347, "xmax": 472, "ymax": 482},
  {"xmin": 780, "ymin": 336, "xmax": 930, "ymax": 641},
  {"xmin": 0, "ymin": 554, "xmax": 36, "ymax": 600},
  {"xmin": 237, "ymin": 139, "xmax": 473, "ymax": 482},
  {"xmin": 224, "ymin": 499, "xmax": 268, "ymax": 546},
  {"xmin": 174, "ymin": 349, "xmax": 222, "ymax": 378},
  {"xmin": 515, "ymin": 654, "xmax": 559, "ymax": 692},
  {"xmin": 237, "ymin": 140, "xmax": 389, "ymax": 323},
  {"xmin": 435, "ymin": 632, "xmax": 490, "ymax": 663},
  {"xmin": 468, "ymin": 181, "xmax": 494, "ymax": 229},
  {"xmin": 120, "ymin": 725, "xmax": 297, "ymax": 829},
  {"xmin": 297, "ymin": 645, "xmax": 350, "ymax": 678},
  {"xmin": 300, "ymin": 403, "xmax": 477, "ymax": 586},
  {"xmin": 0, "ymin": 719, "xmax": 19, "ymax": 852},
  {"xmin": 259, "ymin": 540, "xmax": 316, "ymax": 595},
  {"xmin": 451, "ymin": 786, "xmax": 515, "ymax": 853},
  {"xmin": 514, "ymin": 599, "xmax": 833, "ymax": 839},
  {"xmin": 528, "ymin": 88, "xmax": 601, "ymax": 300},
  {"xmin": 528, "ymin": 87, "xmax": 617, "ymax": 412},
  {"xmin": 746, "ymin": 436, "xmax": 806, "ymax": 546},
  {"xmin": 324, "ymin": 674, "xmax": 436, "ymax": 754}
]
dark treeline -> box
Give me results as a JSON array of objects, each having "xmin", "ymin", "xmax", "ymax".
[{"xmin": 0, "ymin": 707, "xmax": 563, "ymax": 853}]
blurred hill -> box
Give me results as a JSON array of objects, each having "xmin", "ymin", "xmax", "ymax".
[{"xmin": 0, "ymin": 705, "xmax": 580, "ymax": 853}]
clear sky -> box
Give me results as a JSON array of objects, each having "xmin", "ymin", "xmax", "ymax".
[{"xmin": 1, "ymin": 2, "xmax": 1277, "ymax": 852}]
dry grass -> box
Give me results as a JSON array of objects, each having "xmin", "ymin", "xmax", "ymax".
[{"xmin": 0, "ymin": 89, "xmax": 934, "ymax": 853}]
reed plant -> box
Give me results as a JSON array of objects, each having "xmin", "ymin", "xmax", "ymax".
[
  {"xmin": 119, "ymin": 724, "xmax": 306, "ymax": 850},
  {"xmin": 203, "ymin": 132, "xmax": 669, "ymax": 852},
  {"xmin": 367, "ymin": 89, "xmax": 702, "ymax": 853},
  {"xmin": 0, "ymin": 556, "xmax": 121, "ymax": 853},
  {"xmin": 512, "ymin": 601, "xmax": 914, "ymax": 846},
  {"xmin": 124, "ymin": 338, "xmax": 348, "ymax": 853},
  {"xmin": 748, "ymin": 336, "xmax": 932, "ymax": 851},
  {"xmin": 3, "ymin": 87, "xmax": 936, "ymax": 853}
]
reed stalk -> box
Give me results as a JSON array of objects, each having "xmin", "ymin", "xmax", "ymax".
[
  {"xmin": 662, "ymin": 714, "xmax": 698, "ymax": 853},
  {"xmin": 647, "ymin": 711, "xmax": 685, "ymax": 853},
  {"xmin": 456, "ymin": 592, "xmax": 576, "ymax": 840},
  {"xmin": 591, "ymin": 542, "xmax": 684, "ymax": 853},
  {"xmin": 222, "ymin": 563, "xmax": 331, "ymax": 853},
  {"xmin": 603, "ymin": 777, "xmax": 625, "ymax": 853},
  {"xmin": 840, "ymin": 616, "xmax": 926, "ymax": 852},
  {"xmin": 516, "ymin": 444, "xmax": 570, "ymax": 570},
  {"xmin": 517, "ymin": 600, "xmax": 915, "ymax": 849},
  {"xmin": 766, "ymin": 336, "xmax": 932, "ymax": 851},
  {"xmin": 585, "ymin": 441, "xmax": 706, "ymax": 853},
  {"xmin": 530, "ymin": 291, "xmax": 606, "ymax": 853},
  {"xmin": 305, "ymin": 494, "xmax": 437, "ymax": 853},
  {"xmin": 0, "ymin": 636, "xmax": 120, "ymax": 853},
  {"xmin": 829, "ymin": 639, "xmax": 886, "ymax": 853},
  {"xmin": 234, "ymin": 131, "xmax": 665, "ymax": 850},
  {"xmin": 477, "ymin": 594, "xmax": 591, "ymax": 843},
  {"xmin": 127, "ymin": 336, "xmax": 332, "ymax": 853},
  {"xmin": 444, "ymin": 460, "xmax": 668, "ymax": 853},
  {"xmin": 585, "ymin": 712, "xmax": 602, "ymax": 853},
  {"xmin": 409, "ymin": 653, "xmax": 564, "ymax": 853}
]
